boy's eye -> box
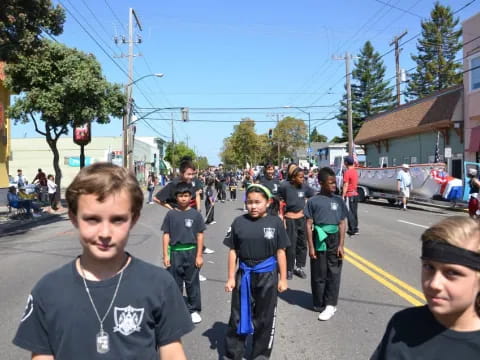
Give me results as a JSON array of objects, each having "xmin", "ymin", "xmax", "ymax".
[
  {"xmin": 422, "ymin": 263, "xmax": 434, "ymax": 272},
  {"xmin": 84, "ymin": 217, "xmax": 100, "ymax": 224}
]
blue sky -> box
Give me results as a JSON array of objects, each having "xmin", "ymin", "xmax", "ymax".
[{"xmin": 10, "ymin": 0, "xmax": 479, "ymax": 164}]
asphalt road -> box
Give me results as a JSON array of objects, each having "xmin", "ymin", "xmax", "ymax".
[{"xmin": 0, "ymin": 192, "xmax": 465, "ymax": 360}]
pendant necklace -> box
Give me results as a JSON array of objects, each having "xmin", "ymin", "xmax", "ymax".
[{"xmin": 79, "ymin": 258, "xmax": 126, "ymax": 354}]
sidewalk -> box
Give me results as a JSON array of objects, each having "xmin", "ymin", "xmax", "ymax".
[{"xmin": 0, "ymin": 204, "xmax": 68, "ymax": 235}]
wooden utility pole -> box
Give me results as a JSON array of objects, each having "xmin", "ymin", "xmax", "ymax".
[
  {"xmin": 390, "ymin": 30, "xmax": 408, "ymax": 106},
  {"xmin": 171, "ymin": 113, "xmax": 175, "ymax": 177}
]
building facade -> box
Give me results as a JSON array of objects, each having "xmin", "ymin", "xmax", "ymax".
[{"xmin": 0, "ymin": 62, "xmax": 11, "ymax": 187}]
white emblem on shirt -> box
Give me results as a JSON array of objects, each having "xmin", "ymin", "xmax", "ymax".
[
  {"xmin": 331, "ymin": 202, "xmax": 338, "ymax": 211},
  {"xmin": 20, "ymin": 294, "xmax": 34, "ymax": 322},
  {"xmin": 113, "ymin": 305, "xmax": 144, "ymax": 336},
  {"xmin": 298, "ymin": 192, "xmax": 304, "ymax": 198},
  {"xmin": 225, "ymin": 226, "xmax": 232, "ymax": 238},
  {"xmin": 185, "ymin": 218, "xmax": 194, "ymax": 228},
  {"xmin": 264, "ymin": 227, "xmax": 275, "ymax": 240},
  {"xmin": 273, "ymin": 184, "xmax": 278, "ymax": 192}
]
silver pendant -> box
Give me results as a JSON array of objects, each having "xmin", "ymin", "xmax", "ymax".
[{"xmin": 96, "ymin": 330, "xmax": 110, "ymax": 354}]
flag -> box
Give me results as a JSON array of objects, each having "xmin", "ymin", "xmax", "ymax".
[{"xmin": 434, "ymin": 131, "xmax": 440, "ymax": 163}]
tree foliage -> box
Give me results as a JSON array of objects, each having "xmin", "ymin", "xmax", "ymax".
[
  {"xmin": 164, "ymin": 142, "xmax": 196, "ymax": 169},
  {"xmin": 406, "ymin": 2, "xmax": 462, "ymax": 99},
  {"xmin": 5, "ymin": 40, "xmax": 125, "ymax": 194},
  {"xmin": 273, "ymin": 116, "xmax": 307, "ymax": 161},
  {"xmin": 310, "ymin": 127, "xmax": 328, "ymax": 143},
  {"xmin": 220, "ymin": 118, "xmax": 261, "ymax": 168},
  {"xmin": 337, "ymin": 41, "xmax": 394, "ymax": 141},
  {"xmin": 196, "ymin": 156, "xmax": 209, "ymax": 170},
  {"xmin": 0, "ymin": 0, "xmax": 65, "ymax": 62}
]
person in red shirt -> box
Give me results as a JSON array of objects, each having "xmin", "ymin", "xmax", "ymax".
[{"xmin": 342, "ymin": 156, "xmax": 359, "ymax": 236}]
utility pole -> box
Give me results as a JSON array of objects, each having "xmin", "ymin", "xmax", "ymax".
[
  {"xmin": 334, "ymin": 52, "xmax": 355, "ymax": 156},
  {"xmin": 171, "ymin": 113, "xmax": 175, "ymax": 177},
  {"xmin": 390, "ymin": 30, "xmax": 408, "ymax": 106},
  {"xmin": 276, "ymin": 114, "xmax": 281, "ymax": 167}
]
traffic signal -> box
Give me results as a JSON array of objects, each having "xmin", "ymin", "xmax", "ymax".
[
  {"xmin": 268, "ymin": 129, "xmax": 273, "ymax": 139},
  {"xmin": 181, "ymin": 107, "xmax": 189, "ymax": 122}
]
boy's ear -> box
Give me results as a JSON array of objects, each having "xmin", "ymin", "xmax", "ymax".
[{"xmin": 69, "ymin": 210, "xmax": 79, "ymax": 228}]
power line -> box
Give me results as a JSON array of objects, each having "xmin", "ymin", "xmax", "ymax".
[{"xmin": 373, "ymin": 0, "xmax": 423, "ymax": 18}]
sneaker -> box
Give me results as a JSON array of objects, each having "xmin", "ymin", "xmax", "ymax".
[
  {"xmin": 318, "ymin": 305, "xmax": 336, "ymax": 321},
  {"xmin": 148, "ymin": 201, "xmax": 154, "ymax": 204},
  {"xmin": 209, "ymin": 221, "xmax": 217, "ymax": 225},
  {"xmin": 203, "ymin": 247, "xmax": 215, "ymax": 254},
  {"xmin": 287, "ymin": 271, "xmax": 293, "ymax": 280},
  {"xmin": 32, "ymin": 213, "xmax": 41, "ymax": 218},
  {"xmin": 191, "ymin": 312, "xmax": 202, "ymax": 324},
  {"xmin": 199, "ymin": 274, "xmax": 207, "ymax": 281},
  {"xmin": 293, "ymin": 267, "xmax": 307, "ymax": 279}
]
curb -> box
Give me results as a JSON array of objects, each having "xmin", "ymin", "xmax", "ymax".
[{"xmin": 0, "ymin": 211, "xmax": 68, "ymax": 235}]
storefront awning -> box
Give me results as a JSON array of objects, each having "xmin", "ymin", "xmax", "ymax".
[{"xmin": 467, "ymin": 126, "xmax": 480, "ymax": 152}]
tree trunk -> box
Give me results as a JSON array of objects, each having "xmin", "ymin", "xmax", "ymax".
[{"xmin": 47, "ymin": 137, "xmax": 62, "ymax": 207}]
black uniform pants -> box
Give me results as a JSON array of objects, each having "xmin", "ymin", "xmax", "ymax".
[
  {"xmin": 310, "ymin": 233, "xmax": 343, "ymax": 309},
  {"xmin": 346, "ymin": 195, "xmax": 359, "ymax": 234},
  {"xmin": 285, "ymin": 217, "xmax": 306, "ymax": 272},
  {"xmin": 205, "ymin": 201, "xmax": 215, "ymax": 224},
  {"xmin": 168, "ymin": 248, "xmax": 201, "ymax": 313},
  {"xmin": 230, "ymin": 188, "xmax": 237, "ymax": 200},
  {"xmin": 225, "ymin": 268, "xmax": 278, "ymax": 360},
  {"xmin": 218, "ymin": 182, "xmax": 227, "ymax": 201}
]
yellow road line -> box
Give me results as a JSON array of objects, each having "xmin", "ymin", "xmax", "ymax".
[{"xmin": 344, "ymin": 247, "xmax": 426, "ymax": 302}]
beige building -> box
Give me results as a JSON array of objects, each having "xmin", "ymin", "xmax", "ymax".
[{"xmin": 0, "ymin": 62, "xmax": 11, "ymax": 188}]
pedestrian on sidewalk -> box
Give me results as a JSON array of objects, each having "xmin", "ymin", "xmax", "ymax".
[
  {"xmin": 205, "ymin": 178, "xmax": 216, "ymax": 225},
  {"xmin": 397, "ymin": 164, "xmax": 412, "ymax": 210},
  {"xmin": 146, "ymin": 172, "xmax": 156, "ymax": 204},
  {"xmin": 342, "ymin": 156, "xmax": 359, "ymax": 236},
  {"xmin": 371, "ymin": 216, "xmax": 480, "ymax": 359},
  {"xmin": 162, "ymin": 182, "xmax": 206, "ymax": 324},
  {"xmin": 14, "ymin": 169, "xmax": 28, "ymax": 188},
  {"xmin": 47, "ymin": 174, "xmax": 58, "ymax": 211},
  {"xmin": 305, "ymin": 167, "xmax": 347, "ymax": 321},
  {"xmin": 278, "ymin": 163, "xmax": 315, "ymax": 280},
  {"xmin": 224, "ymin": 184, "xmax": 289, "ymax": 360},
  {"xmin": 12, "ymin": 163, "xmax": 192, "ymax": 359}
]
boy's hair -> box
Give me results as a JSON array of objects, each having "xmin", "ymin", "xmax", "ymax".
[
  {"xmin": 47, "ymin": 174, "xmax": 54, "ymax": 180},
  {"xmin": 66, "ymin": 163, "xmax": 143, "ymax": 218},
  {"xmin": 421, "ymin": 216, "xmax": 480, "ymax": 315},
  {"xmin": 179, "ymin": 158, "xmax": 196, "ymax": 174},
  {"xmin": 174, "ymin": 182, "xmax": 192, "ymax": 197},
  {"xmin": 317, "ymin": 167, "xmax": 335, "ymax": 184},
  {"xmin": 264, "ymin": 162, "xmax": 274, "ymax": 171}
]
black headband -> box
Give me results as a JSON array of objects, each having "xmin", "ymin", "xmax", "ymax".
[{"xmin": 421, "ymin": 240, "xmax": 480, "ymax": 271}]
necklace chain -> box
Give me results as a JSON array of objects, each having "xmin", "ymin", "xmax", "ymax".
[{"xmin": 79, "ymin": 259, "xmax": 125, "ymax": 332}]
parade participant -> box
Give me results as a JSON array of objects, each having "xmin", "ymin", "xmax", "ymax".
[
  {"xmin": 371, "ymin": 216, "xmax": 480, "ymax": 359},
  {"xmin": 467, "ymin": 168, "xmax": 480, "ymax": 219},
  {"xmin": 305, "ymin": 167, "xmax": 347, "ymax": 321},
  {"xmin": 162, "ymin": 182, "xmax": 205, "ymax": 324},
  {"xmin": 342, "ymin": 156, "xmax": 359, "ymax": 235},
  {"xmin": 242, "ymin": 172, "xmax": 253, "ymax": 211},
  {"xmin": 224, "ymin": 184, "xmax": 289, "ymax": 360},
  {"xmin": 205, "ymin": 177, "xmax": 216, "ymax": 225},
  {"xmin": 13, "ymin": 163, "xmax": 192, "ymax": 360},
  {"xmin": 146, "ymin": 172, "xmax": 156, "ymax": 204},
  {"xmin": 397, "ymin": 164, "xmax": 412, "ymax": 211},
  {"xmin": 278, "ymin": 164, "xmax": 315, "ymax": 280},
  {"xmin": 228, "ymin": 174, "xmax": 238, "ymax": 201},
  {"xmin": 257, "ymin": 162, "xmax": 281, "ymax": 216},
  {"xmin": 215, "ymin": 164, "xmax": 227, "ymax": 203}
]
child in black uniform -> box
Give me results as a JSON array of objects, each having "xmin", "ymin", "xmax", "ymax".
[
  {"xmin": 371, "ymin": 216, "xmax": 480, "ymax": 359},
  {"xmin": 205, "ymin": 177, "xmax": 216, "ymax": 225},
  {"xmin": 305, "ymin": 167, "xmax": 347, "ymax": 321},
  {"xmin": 224, "ymin": 184, "xmax": 289, "ymax": 359},
  {"xmin": 162, "ymin": 182, "xmax": 206, "ymax": 324},
  {"xmin": 228, "ymin": 175, "xmax": 238, "ymax": 201},
  {"xmin": 13, "ymin": 163, "xmax": 193, "ymax": 359}
]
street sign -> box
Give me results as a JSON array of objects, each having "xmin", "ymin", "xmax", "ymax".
[
  {"xmin": 307, "ymin": 147, "xmax": 312, "ymax": 153},
  {"xmin": 444, "ymin": 147, "xmax": 452, "ymax": 158}
]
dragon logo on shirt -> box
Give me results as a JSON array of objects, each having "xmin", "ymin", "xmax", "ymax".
[
  {"xmin": 185, "ymin": 218, "xmax": 194, "ymax": 228},
  {"xmin": 20, "ymin": 294, "xmax": 34, "ymax": 322},
  {"xmin": 113, "ymin": 305, "xmax": 144, "ymax": 336},
  {"xmin": 264, "ymin": 227, "xmax": 275, "ymax": 240}
]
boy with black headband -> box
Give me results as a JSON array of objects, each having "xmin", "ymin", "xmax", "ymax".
[
  {"xmin": 162, "ymin": 182, "xmax": 206, "ymax": 324},
  {"xmin": 13, "ymin": 163, "xmax": 192, "ymax": 360},
  {"xmin": 372, "ymin": 216, "xmax": 480, "ymax": 359}
]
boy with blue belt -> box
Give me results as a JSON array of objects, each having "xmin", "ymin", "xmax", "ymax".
[{"xmin": 305, "ymin": 167, "xmax": 347, "ymax": 321}]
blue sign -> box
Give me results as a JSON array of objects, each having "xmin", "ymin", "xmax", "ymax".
[
  {"xmin": 307, "ymin": 148, "xmax": 312, "ymax": 153},
  {"xmin": 68, "ymin": 157, "xmax": 93, "ymax": 167}
]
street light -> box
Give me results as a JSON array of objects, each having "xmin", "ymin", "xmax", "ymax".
[
  {"xmin": 284, "ymin": 106, "xmax": 311, "ymax": 165},
  {"xmin": 123, "ymin": 73, "xmax": 164, "ymax": 169}
]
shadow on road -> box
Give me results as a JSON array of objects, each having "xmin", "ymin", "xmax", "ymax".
[
  {"xmin": 0, "ymin": 214, "xmax": 69, "ymax": 237},
  {"xmin": 338, "ymin": 296, "xmax": 407, "ymax": 309},
  {"xmin": 364, "ymin": 199, "xmax": 448, "ymax": 215},
  {"xmin": 278, "ymin": 289, "xmax": 312, "ymax": 311},
  {"xmin": 202, "ymin": 321, "xmax": 228, "ymax": 359}
]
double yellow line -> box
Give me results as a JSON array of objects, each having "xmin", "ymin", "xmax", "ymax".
[{"xmin": 344, "ymin": 247, "xmax": 426, "ymax": 306}]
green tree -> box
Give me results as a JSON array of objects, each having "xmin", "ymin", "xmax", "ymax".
[
  {"xmin": 220, "ymin": 118, "xmax": 261, "ymax": 168},
  {"xmin": 0, "ymin": 0, "xmax": 65, "ymax": 62},
  {"xmin": 273, "ymin": 116, "xmax": 307, "ymax": 161},
  {"xmin": 164, "ymin": 142, "xmax": 196, "ymax": 170},
  {"xmin": 310, "ymin": 127, "xmax": 328, "ymax": 143},
  {"xmin": 337, "ymin": 41, "xmax": 394, "ymax": 141},
  {"xmin": 196, "ymin": 156, "xmax": 209, "ymax": 170},
  {"xmin": 406, "ymin": 2, "xmax": 462, "ymax": 99},
  {"xmin": 5, "ymin": 40, "xmax": 125, "ymax": 197}
]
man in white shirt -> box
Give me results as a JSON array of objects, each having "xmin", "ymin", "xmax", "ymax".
[
  {"xmin": 14, "ymin": 169, "xmax": 28, "ymax": 188},
  {"xmin": 397, "ymin": 164, "xmax": 412, "ymax": 211}
]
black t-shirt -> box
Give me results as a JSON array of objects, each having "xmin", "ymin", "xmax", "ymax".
[
  {"xmin": 371, "ymin": 305, "xmax": 480, "ymax": 360},
  {"xmin": 13, "ymin": 256, "xmax": 194, "ymax": 360},
  {"xmin": 161, "ymin": 208, "xmax": 206, "ymax": 245},
  {"xmin": 278, "ymin": 181, "xmax": 315, "ymax": 212},
  {"xmin": 154, "ymin": 178, "xmax": 198, "ymax": 208},
  {"xmin": 223, "ymin": 214, "xmax": 290, "ymax": 261},
  {"xmin": 304, "ymin": 194, "xmax": 348, "ymax": 225},
  {"xmin": 259, "ymin": 176, "xmax": 281, "ymax": 196}
]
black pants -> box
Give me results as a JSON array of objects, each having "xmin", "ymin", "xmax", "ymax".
[
  {"xmin": 285, "ymin": 217, "xmax": 306, "ymax": 272},
  {"xmin": 168, "ymin": 248, "xmax": 201, "ymax": 313},
  {"xmin": 230, "ymin": 189, "xmax": 237, "ymax": 200},
  {"xmin": 346, "ymin": 195, "xmax": 359, "ymax": 234},
  {"xmin": 205, "ymin": 201, "xmax": 215, "ymax": 224},
  {"xmin": 310, "ymin": 233, "xmax": 343, "ymax": 309},
  {"xmin": 217, "ymin": 183, "xmax": 227, "ymax": 201},
  {"xmin": 225, "ymin": 267, "xmax": 278, "ymax": 360}
]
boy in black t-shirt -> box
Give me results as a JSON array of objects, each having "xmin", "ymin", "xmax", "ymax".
[
  {"xmin": 162, "ymin": 182, "xmax": 206, "ymax": 324},
  {"xmin": 13, "ymin": 163, "xmax": 192, "ymax": 360},
  {"xmin": 305, "ymin": 167, "xmax": 347, "ymax": 321}
]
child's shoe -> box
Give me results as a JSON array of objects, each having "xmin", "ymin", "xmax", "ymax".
[
  {"xmin": 293, "ymin": 267, "xmax": 307, "ymax": 279},
  {"xmin": 191, "ymin": 312, "xmax": 202, "ymax": 324},
  {"xmin": 318, "ymin": 305, "xmax": 336, "ymax": 321}
]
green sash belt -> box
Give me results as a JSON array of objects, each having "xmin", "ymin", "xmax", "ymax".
[
  {"xmin": 168, "ymin": 243, "xmax": 196, "ymax": 256},
  {"xmin": 313, "ymin": 224, "xmax": 339, "ymax": 251}
]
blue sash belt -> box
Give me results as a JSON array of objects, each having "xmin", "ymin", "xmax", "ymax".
[{"xmin": 238, "ymin": 256, "xmax": 277, "ymax": 335}]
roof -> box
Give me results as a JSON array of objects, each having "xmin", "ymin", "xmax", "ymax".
[{"xmin": 355, "ymin": 85, "xmax": 463, "ymax": 145}]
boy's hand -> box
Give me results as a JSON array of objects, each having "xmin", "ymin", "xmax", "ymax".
[
  {"xmin": 277, "ymin": 279, "xmax": 288, "ymax": 293},
  {"xmin": 163, "ymin": 257, "xmax": 171, "ymax": 268},
  {"xmin": 309, "ymin": 248, "xmax": 317, "ymax": 259},
  {"xmin": 337, "ymin": 245, "xmax": 344, "ymax": 259},
  {"xmin": 195, "ymin": 255, "xmax": 204, "ymax": 268},
  {"xmin": 225, "ymin": 278, "xmax": 235, "ymax": 292}
]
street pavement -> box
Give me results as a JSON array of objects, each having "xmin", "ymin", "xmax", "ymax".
[{"xmin": 0, "ymin": 192, "xmax": 467, "ymax": 360}]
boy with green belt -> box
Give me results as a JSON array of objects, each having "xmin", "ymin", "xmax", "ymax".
[
  {"xmin": 162, "ymin": 182, "xmax": 206, "ymax": 324},
  {"xmin": 305, "ymin": 167, "xmax": 347, "ymax": 321}
]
